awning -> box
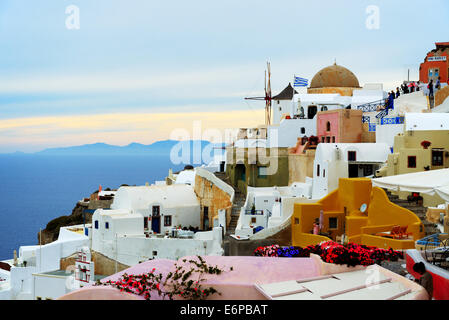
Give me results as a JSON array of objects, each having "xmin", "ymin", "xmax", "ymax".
[{"xmin": 372, "ymin": 168, "xmax": 449, "ymax": 201}]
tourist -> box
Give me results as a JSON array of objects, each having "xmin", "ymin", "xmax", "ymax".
[
  {"xmin": 428, "ymin": 79, "xmax": 434, "ymax": 108},
  {"xmin": 410, "ymin": 82, "xmax": 415, "ymax": 93},
  {"xmin": 403, "ymin": 83, "xmax": 409, "ymax": 94},
  {"xmin": 396, "ymin": 87, "xmax": 400, "ymax": 98},
  {"xmin": 413, "ymin": 262, "xmax": 433, "ymax": 299},
  {"xmin": 416, "ymin": 81, "xmax": 420, "ymax": 91},
  {"xmin": 313, "ymin": 218, "xmax": 320, "ymax": 235},
  {"xmin": 386, "ymin": 91, "xmax": 395, "ymax": 110},
  {"xmin": 436, "ymin": 76, "xmax": 441, "ymax": 91}
]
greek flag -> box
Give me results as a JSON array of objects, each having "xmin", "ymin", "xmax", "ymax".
[{"xmin": 294, "ymin": 76, "xmax": 308, "ymax": 87}]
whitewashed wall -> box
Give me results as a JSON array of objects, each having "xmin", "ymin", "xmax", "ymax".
[
  {"xmin": 94, "ymin": 228, "xmax": 223, "ymax": 266},
  {"xmin": 376, "ymin": 124, "xmax": 404, "ymax": 149},
  {"xmin": 267, "ymin": 119, "xmax": 317, "ymax": 148},
  {"xmin": 32, "ymin": 274, "xmax": 70, "ymax": 300},
  {"xmin": 9, "ymin": 266, "xmax": 37, "ymax": 300}
]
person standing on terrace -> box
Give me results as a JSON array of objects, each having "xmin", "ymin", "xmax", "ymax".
[{"xmin": 413, "ymin": 262, "xmax": 433, "ymax": 299}]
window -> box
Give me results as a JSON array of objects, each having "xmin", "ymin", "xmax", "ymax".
[
  {"xmin": 321, "ymin": 136, "xmax": 325, "ymax": 143},
  {"xmin": 301, "ymin": 127, "xmax": 305, "ymax": 134},
  {"xmin": 408, "ymin": 156, "xmax": 417, "ymax": 168},
  {"xmin": 317, "ymin": 164, "xmax": 320, "ymax": 177},
  {"xmin": 294, "ymin": 218, "xmax": 300, "ymax": 224},
  {"xmin": 105, "ymin": 222, "xmax": 109, "ymax": 229},
  {"xmin": 362, "ymin": 165, "xmax": 373, "ymax": 176},
  {"xmin": 326, "ymin": 121, "xmax": 331, "ymax": 132},
  {"xmin": 429, "ymin": 69, "xmax": 433, "ymax": 77},
  {"xmin": 323, "ymin": 169, "xmax": 326, "ymax": 178},
  {"xmin": 94, "ymin": 220, "xmax": 98, "ymax": 229},
  {"xmin": 152, "ymin": 251, "xmax": 157, "ymax": 256},
  {"xmin": 332, "ymin": 136, "xmax": 336, "ymax": 143},
  {"xmin": 152, "ymin": 206, "xmax": 160, "ymax": 217},
  {"xmin": 258, "ymin": 166, "xmax": 268, "ymax": 178},
  {"xmin": 164, "ymin": 215, "xmax": 172, "ymax": 227},
  {"xmin": 329, "ymin": 217, "xmax": 338, "ymax": 230},
  {"xmin": 348, "ymin": 151, "xmax": 357, "ymax": 161},
  {"xmin": 251, "ymin": 217, "xmax": 257, "ymax": 223},
  {"xmin": 432, "ymin": 149, "xmax": 444, "ymax": 166},
  {"xmin": 326, "ymin": 136, "xmax": 331, "ymax": 143}
]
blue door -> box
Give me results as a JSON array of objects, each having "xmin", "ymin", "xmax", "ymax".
[
  {"xmin": 152, "ymin": 216, "xmax": 160, "ymax": 233},
  {"xmin": 152, "ymin": 206, "xmax": 161, "ymax": 233}
]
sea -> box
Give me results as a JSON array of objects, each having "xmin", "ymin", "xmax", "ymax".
[{"xmin": 0, "ymin": 154, "xmax": 187, "ymax": 260}]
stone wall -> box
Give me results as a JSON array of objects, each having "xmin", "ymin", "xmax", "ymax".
[
  {"xmin": 194, "ymin": 173, "xmax": 233, "ymax": 229},
  {"xmin": 60, "ymin": 251, "xmax": 129, "ymax": 276},
  {"xmin": 435, "ymin": 85, "xmax": 449, "ymax": 107},
  {"xmin": 225, "ymin": 225, "xmax": 292, "ymax": 256},
  {"xmin": 361, "ymin": 123, "xmax": 376, "ymax": 143},
  {"xmin": 288, "ymin": 150, "xmax": 315, "ymax": 185}
]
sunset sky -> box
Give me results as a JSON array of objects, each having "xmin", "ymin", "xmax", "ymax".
[{"xmin": 0, "ymin": 0, "xmax": 448, "ymax": 152}]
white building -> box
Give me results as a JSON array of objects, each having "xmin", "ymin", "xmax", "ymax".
[
  {"xmin": 363, "ymin": 91, "xmax": 430, "ymax": 149},
  {"xmin": 234, "ymin": 185, "xmax": 315, "ymax": 239},
  {"xmin": 307, "ymin": 143, "xmax": 391, "ymax": 199},
  {"xmin": 91, "ymin": 184, "xmax": 224, "ymax": 266},
  {"xmin": 0, "ymin": 226, "xmax": 89, "ymax": 300}
]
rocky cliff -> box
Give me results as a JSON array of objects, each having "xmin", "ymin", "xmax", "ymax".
[{"xmin": 38, "ymin": 191, "xmax": 114, "ymax": 245}]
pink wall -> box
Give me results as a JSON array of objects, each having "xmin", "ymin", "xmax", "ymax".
[{"xmin": 317, "ymin": 112, "xmax": 339, "ymax": 143}]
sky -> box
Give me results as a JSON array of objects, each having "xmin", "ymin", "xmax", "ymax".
[{"xmin": 0, "ymin": 0, "xmax": 448, "ymax": 153}]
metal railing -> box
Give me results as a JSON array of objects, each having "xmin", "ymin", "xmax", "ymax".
[
  {"xmin": 245, "ymin": 209, "xmax": 264, "ymax": 215},
  {"xmin": 356, "ymin": 98, "xmax": 388, "ymax": 113}
]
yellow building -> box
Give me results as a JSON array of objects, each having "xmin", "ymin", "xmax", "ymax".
[
  {"xmin": 291, "ymin": 178, "xmax": 425, "ymax": 250},
  {"xmin": 376, "ymin": 113, "xmax": 449, "ymax": 206},
  {"xmin": 307, "ymin": 63, "xmax": 361, "ymax": 96}
]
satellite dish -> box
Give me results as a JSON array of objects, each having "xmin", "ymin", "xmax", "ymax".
[{"xmin": 360, "ymin": 203, "xmax": 367, "ymax": 213}]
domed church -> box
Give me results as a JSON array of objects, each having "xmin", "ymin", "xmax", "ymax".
[{"xmin": 308, "ymin": 62, "xmax": 361, "ymax": 96}]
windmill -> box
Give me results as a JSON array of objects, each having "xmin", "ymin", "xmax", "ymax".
[{"xmin": 245, "ymin": 62, "xmax": 272, "ymax": 126}]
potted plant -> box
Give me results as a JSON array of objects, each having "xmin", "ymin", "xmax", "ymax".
[{"xmin": 421, "ymin": 140, "xmax": 431, "ymax": 149}]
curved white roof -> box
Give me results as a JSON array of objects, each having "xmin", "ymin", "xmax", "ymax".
[
  {"xmin": 111, "ymin": 184, "xmax": 199, "ymax": 210},
  {"xmin": 174, "ymin": 170, "xmax": 196, "ymax": 185}
]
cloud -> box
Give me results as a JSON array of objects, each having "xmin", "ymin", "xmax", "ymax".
[{"xmin": 0, "ymin": 108, "xmax": 265, "ymax": 152}]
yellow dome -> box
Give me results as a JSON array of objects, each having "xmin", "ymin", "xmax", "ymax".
[{"xmin": 310, "ymin": 63, "xmax": 360, "ymax": 89}]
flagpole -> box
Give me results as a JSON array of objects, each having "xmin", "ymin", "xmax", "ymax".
[{"xmin": 291, "ymin": 74, "xmax": 296, "ymax": 118}]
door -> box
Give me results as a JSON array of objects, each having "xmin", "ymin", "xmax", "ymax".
[
  {"xmin": 348, "ymin": 164, "xmax": 359, "ymax": 178},
  {"xmin": 203, "ymin": 206, "xmax": 209, "ymax": 230},
  {"xmin": 220, "ymin": 161, "xmax": 225, "ymax": 172},
  {"xmin": 151, "ymin": 206, "xmax": 161, "ymax": 233},
  {"xmin": 307, "ymin": 105, "xmax": 317, "ymax": 119}
]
